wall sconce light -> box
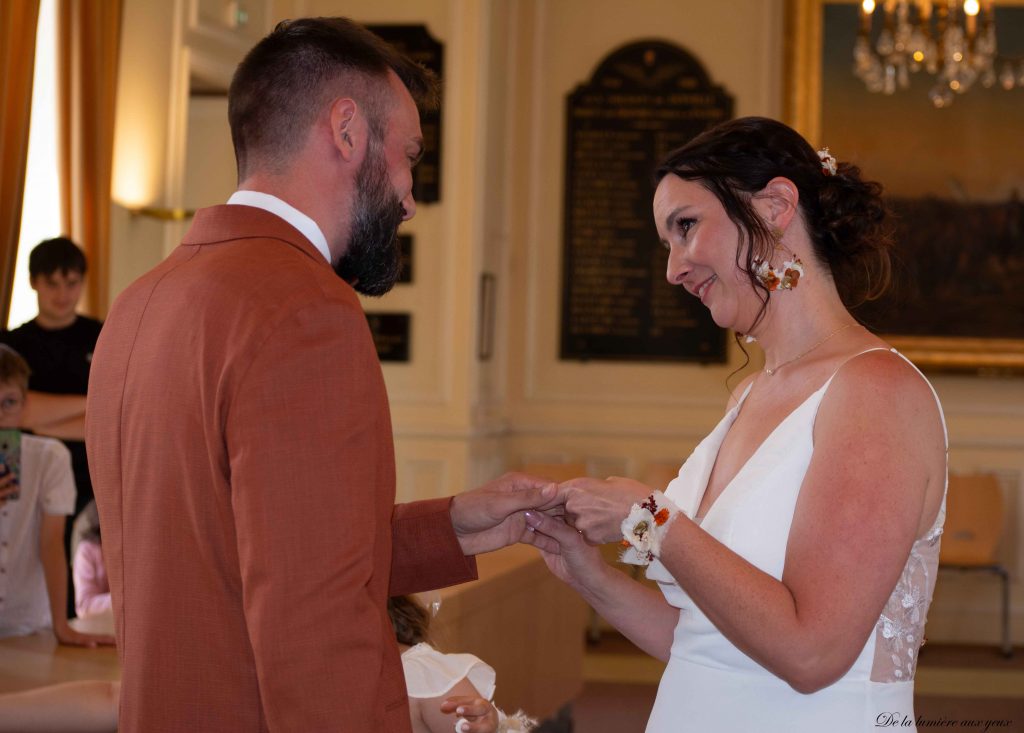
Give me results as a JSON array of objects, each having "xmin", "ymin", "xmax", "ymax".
[{"xmin": 129, "ymin": 207, "xmax": 195, "ymax": 221}]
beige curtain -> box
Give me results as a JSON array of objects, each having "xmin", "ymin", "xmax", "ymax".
[
  {"xmin": 58, "ymin": 0, "xmax": 122, "ymax": 318},
  {"xmin": 0, "ymin": 1, "xmax": 42, "ymax": 326}
]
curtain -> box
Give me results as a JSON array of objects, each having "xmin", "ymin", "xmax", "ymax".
[
  {"xmin": 0, "ymin": 1, "xmax": 42, "ymax": 327},
  {"xmin": 58, "ymin": 0, "xmax": 122, "ymax": 318}
]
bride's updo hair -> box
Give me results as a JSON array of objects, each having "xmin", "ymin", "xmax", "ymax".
[{"xmin": 654, "ymin": 116, "xmax": 893, "ymax": 311}]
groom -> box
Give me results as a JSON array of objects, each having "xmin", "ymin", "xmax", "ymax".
[{"xmin": 86, "ymin": 18, "xmax": 553, "ymax": 733}]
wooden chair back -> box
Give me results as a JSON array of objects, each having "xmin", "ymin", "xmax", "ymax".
[{"xmin": 939, "ymin": 473, "xmax": 1004, "ymax": 566}]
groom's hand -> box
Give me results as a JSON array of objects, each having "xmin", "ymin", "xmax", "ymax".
[{"xmin": 451, "ymin": 472, "xmax": 559, "ymax": 556}]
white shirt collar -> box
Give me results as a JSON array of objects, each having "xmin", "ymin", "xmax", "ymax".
[{"xmin": 226, "ymin": 190, "xmax": 332, "ymax": 264}]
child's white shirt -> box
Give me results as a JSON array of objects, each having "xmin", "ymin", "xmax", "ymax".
[
  {"xmin": 0, "ymin": 434, "xmax": 75, "ymax": 636},
  {"xmin": 400, "ymin": 642, "xmax": 497, "ymax": 700}
]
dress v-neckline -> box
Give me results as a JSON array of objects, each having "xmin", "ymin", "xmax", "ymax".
[
  {"xmin": 692, "ymin": 379, "xmax": 830, "ymax": 524},
  {"xmin": 690, "ymin": 347, "xmax": 901, "ymax": 524}
]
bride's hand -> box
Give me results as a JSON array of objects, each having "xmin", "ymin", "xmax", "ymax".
[
  {"xmin": 556, "ymin": 476, "xmax": 653, "ymax": 545},
  {"xmin": 524, "ymin": 510, "xmax": 609, "ymax": 591}
]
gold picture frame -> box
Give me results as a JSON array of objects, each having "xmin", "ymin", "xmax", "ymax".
[{"xmin": 783, "ymin": 0, "xmax": 1024, "ymax": 373}]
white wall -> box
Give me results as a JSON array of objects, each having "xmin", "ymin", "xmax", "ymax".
[{"xmin": 183, "ymin": 96, "xmax": 236, "ymax": 211}]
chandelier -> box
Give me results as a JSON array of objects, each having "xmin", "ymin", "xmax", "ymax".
[{"xmin": 853, "ymin": 0, "xmax": 1022, "ymax": 107}]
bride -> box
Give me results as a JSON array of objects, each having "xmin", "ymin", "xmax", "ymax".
[{"xmin": 525, "ymin": 117, "xmax": 947, "ymax": 732}]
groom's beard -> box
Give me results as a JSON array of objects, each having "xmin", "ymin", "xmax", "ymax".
[{"xmin": 334, "ymin": 143, "xmax": 405, "ymax": 297}]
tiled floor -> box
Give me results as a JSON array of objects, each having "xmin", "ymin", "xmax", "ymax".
[{"xmin": 552, "ymin": 634, "xmax": 1024, "ymax": 733}]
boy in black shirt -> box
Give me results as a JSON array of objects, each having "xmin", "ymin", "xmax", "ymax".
[{"xmin": 0, "ymin": 238, "xmax": 102, "ymax": 616}]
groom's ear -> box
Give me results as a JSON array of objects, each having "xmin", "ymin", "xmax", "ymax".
[{"xmin": 328, "ymin": 97, "xmax": 365, "ymax": 164}]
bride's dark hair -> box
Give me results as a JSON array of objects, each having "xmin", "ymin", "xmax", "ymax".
[{"xmin": 655, "ymin": 117, "xmax": 894, "ymax": 340}]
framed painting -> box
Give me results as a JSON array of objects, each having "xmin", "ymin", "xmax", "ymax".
[{"xmin": 784, "ymin": 0, "xmax": 1024, "ymax": 373}]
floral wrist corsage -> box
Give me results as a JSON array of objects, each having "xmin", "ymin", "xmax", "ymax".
[{"xmin": 619, "ymin": 491, "xmax": 681, "ymax": 566}]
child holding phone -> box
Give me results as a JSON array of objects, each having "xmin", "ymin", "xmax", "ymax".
[{"xmin": 0, "ymin": 345, "xmax": 112, "ymax": 646}]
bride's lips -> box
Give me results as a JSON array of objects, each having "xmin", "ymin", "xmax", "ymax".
[{"xmin": 696, "ymin": 274, "xmax": 717, "ymax": 303}]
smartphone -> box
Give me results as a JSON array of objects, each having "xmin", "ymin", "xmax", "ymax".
[{"xmin": 0, "ymin": 429, "xmax": 21, "ymax": 501}]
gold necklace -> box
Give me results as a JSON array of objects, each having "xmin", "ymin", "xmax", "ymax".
[{"xmin": 764, "ymin": 323, "xmax": 854, "ymax": 377}]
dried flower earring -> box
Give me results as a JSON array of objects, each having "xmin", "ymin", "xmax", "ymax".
[{"xmin": 752, "ymin": 226, "xmax": 804, "ymax": 292}]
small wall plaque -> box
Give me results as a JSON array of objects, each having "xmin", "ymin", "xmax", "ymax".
[
  {"xmin": 366, "ymin": 312, "xmax": 411, "ymax": 362},
  {"xmin": 397, "ymin": 234, "xmax": 413, "ymax": 284},
  {"xmin": 367, "ymin": 24, "xmax": 443, "ymax": 204}
]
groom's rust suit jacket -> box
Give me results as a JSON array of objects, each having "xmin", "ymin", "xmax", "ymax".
[{"xmin": 86, "ymin": 205, "xmax": 476, "ymax": 732}]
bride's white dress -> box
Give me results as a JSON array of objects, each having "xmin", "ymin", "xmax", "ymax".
[{"xmin": 645, "ymin": 349, "xmax": 946, "ymax": 732}]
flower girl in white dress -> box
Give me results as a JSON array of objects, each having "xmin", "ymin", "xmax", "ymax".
[{"xmin": 390, "ymin": 596, "xmax": 536, "ymax": 733}]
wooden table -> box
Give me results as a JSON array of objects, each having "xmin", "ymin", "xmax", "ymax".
[{"xmin": 0, "ymin": 631, "xmax": 120, "ymax": 693}]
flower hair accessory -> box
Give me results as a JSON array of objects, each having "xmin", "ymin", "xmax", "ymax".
[
  {"xmin": 817, "ymin": 146, "xmax": 838, "ymax": 176},
  {"xmin": 620, "ymin": 491, "xmax": 681, "ymax": 566}
]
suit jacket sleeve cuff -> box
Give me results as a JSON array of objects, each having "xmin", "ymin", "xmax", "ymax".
[{"xmin": 389, "ymin": 496, "xmax": 478, "ymax": 596}]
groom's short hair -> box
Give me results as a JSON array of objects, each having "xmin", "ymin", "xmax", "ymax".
[{"xmin": 228, "ymin": 17, "xmax": 437, "ymax": 178}]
